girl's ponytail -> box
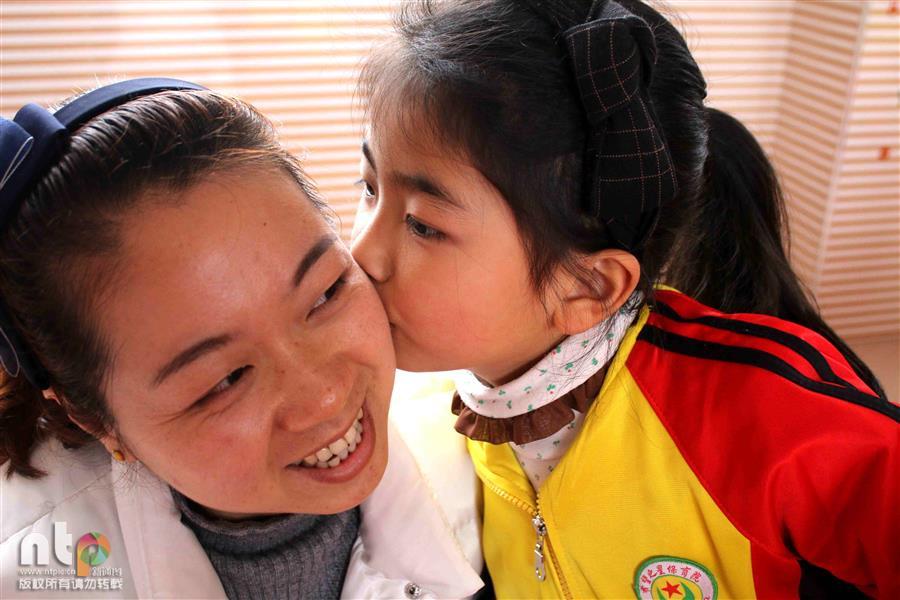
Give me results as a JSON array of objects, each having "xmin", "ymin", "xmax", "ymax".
[
  {"xmin": 665, "ymin": 107, "xmax": 885, "ymax": 399},
  {"xmin": 666, "ymin": 107, "xmax": 798, "ymax": 317}
]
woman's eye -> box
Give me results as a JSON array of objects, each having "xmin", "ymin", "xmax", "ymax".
[
  {"xmin": 199, "ymin": 365, "xmax": 251, "ymax": 404},
  {"xmin": 405, "ymin": 214, "xmax": 445, "ymax": 241},
  {"xmin": 311, "ymin": 276, "xmax": 346, "ymax": 312}
]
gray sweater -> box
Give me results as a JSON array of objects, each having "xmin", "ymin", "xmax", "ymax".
[{"xmin": 171, "ymin": 489, "xmax": 359, "ymax": 600}]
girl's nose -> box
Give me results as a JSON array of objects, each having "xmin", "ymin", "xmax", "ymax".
[{"xmin": 350, "ymin": 210, "xmax": 392, "ymax": 283}]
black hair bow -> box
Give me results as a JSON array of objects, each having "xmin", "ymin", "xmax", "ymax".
[{"xmin": 563, "ymin": 0, "xmax": 677, "ymax": 252}]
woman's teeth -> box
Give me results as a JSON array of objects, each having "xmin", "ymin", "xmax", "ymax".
[{"xmin": 296, "ymin": 410, "xmax": 364, "ymax": 469}]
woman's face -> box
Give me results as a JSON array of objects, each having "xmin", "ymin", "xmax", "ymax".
[{"xmin": 97, "ymin": 168, "xmax": 394, "ymax": 516}]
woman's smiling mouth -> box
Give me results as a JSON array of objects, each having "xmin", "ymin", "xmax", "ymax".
[
  {"xmin": 294, "ymin": 409, "xmax": 364, "ymax": 469},
  {"xmin": 285, "ymin": 404, "xmax": 377, "ymax": 485}
]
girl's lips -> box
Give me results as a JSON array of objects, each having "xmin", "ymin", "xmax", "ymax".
[{"xmin": 285, "ymin": 403, "xmax": 376, "ymax": 485}]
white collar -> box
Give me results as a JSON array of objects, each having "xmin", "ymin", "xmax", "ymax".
[
  {"xmin": 112, "ymin": 459, "xmax": 227, "ymax": 598},
  {"xmin": 345, "ymin": 421, "xmax": 483, "ymax": 598},
  {"xmin": 454, "ymin": 292, "xmax": 642, "ymax": 419},
  {"xmin": 113, "ymin": 422, "xmax": 482, "ymax": 599}
]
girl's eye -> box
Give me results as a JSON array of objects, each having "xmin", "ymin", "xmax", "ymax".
[
  {"xmin": 311, "ymin": 276, "xmax": 346, "ymax": 313},
  {"xmin": 199, "ymin": 365, "xmax": 251, "ymax": 405},
  {"xmin": 355, "ymin": 179, "xmax": 376, "ymax": 205},
  {"xmin": 405, "ymin": 214, "xmax": 445, "ymax": 241}
]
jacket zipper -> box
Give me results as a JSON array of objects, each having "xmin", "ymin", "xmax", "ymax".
[
  {"xmin": 531, "ymin": 512, "xmax": 547, "ymax": 581},
  {"xmin": 480, "ymin": 478, "xmax": 573, "ymax": 599},
  {"xmin": 535, "ymin": 497, "xmax": 572, "ymax": 599}
]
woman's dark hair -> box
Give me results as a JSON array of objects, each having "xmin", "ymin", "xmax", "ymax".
[
  {"xmin": 0, "ymin": 90, "xmax": 329, "ymax": 478},
  {"xmin": 360, "ymin": 0, "xmax": 884, "ymax": 397}
]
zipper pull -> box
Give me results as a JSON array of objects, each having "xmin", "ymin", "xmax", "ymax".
[{"xmin": 532, "ymin": 513, "xmax": 547, "ymax": 582}]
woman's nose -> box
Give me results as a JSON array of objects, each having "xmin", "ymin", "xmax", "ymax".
[
  {"xmin": 271, "ymin": 342, "xmax": 348, "ymax": 432},
  {"xmin": 350, "ymin": 209, "xmax": 392, "ymax": 284}
]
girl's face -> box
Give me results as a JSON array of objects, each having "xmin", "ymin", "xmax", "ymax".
[
  {"xmin": 351, "ymin": 118, "xmax": 564, "ymax": 385},
  {"xmin": 99, "ymin": 168, "xmax": 394, "ymax": 517}
]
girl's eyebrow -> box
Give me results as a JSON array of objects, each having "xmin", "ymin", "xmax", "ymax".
[
  {"xmin": 393, "ymin": 172, "xmax": 465, "ymax": 213},
  {"xmin": 361, "ymin": 140, "xmax": 466, "ymax": 213},
  {"xmin": 362, "ymin": 140, "xmax": 378, "ymax": 173}
]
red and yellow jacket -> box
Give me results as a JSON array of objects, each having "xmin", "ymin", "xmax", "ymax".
[{"xmin": 470, "ymin": 289, "xmax": 899, "ymax": 599}]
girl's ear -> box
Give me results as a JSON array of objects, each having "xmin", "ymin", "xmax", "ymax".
[
  {"xmin": 42, "ymin": 388, "xmax": 133, "ymax": 462},
  {"xmin": 550, "ymin": 249, "xmax": 640, "ymax": 335}
]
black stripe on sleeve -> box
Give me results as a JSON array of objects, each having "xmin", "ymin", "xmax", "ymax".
[
  {"xmin": 638, "ymin": 324, "xmax": 900, "ymax": 422},
  {"xmin": 653, "ymin": 300, "xmax": 852, "ymax": 389}
]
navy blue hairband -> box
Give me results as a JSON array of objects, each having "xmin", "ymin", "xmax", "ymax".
[{"xmin": 0, "ymin": 78, "xmax": 206, "ymax": 389}]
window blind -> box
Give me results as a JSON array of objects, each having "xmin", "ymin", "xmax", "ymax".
[{"xmin": 1, "ymin": 0, "xmax": 896, "ymax": 340}]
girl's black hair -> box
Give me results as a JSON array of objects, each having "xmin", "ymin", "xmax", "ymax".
[
  {"xmin": 360, "ymin": 0, "xmax": 884, "ymax": 397},
  {"xmin": 0, "ymin": 90, "xmax": 328, "ymax": 478}
]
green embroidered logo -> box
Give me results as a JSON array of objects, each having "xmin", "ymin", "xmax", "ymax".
[{"xmin": 633, "ymin": 556, "xmax": 717, "ymax": 600}]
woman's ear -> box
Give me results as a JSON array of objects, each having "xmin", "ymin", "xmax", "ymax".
[
  {"xmin": 550, "ymin": 249, "xmax": 640, "ymax": 335},
  {"xmin": 42, "ymin": 388, "xmax": 132, "ymax": 462}
]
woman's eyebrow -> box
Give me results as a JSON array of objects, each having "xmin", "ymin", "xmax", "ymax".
[
  {"xmin": 150, "ymin": 234, "xmax": 335, "ymax": 389},
  {"xmin": 151, "ymin": 335, "xmax": 232, "ymax": 389},
  {"xmin": 292, "ymin": 234, "xmax": 335, "ymax": 288}
]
